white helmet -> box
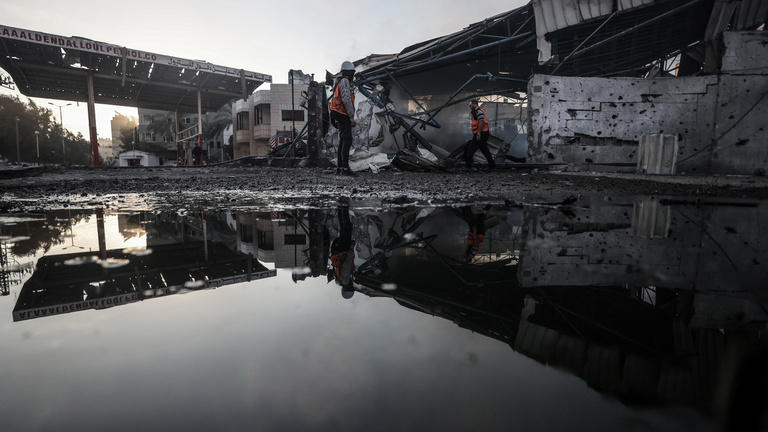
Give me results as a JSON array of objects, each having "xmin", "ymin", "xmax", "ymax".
[{"xmin": 340, "ymin": 61, "xmax": 355, "ymax": 72}]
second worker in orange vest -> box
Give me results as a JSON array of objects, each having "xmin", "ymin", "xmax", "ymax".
[
  {"xmin": 464, "ymin": 99, "xmax": 496, "ymax": 170},
  {"xmin": 330, "ymin": 61, "xmax": 357, "ymax": 176}
]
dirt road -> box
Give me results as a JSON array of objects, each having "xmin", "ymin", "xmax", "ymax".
[{"xmin": 1, "ymin": 166, "xmax": 767, "ymax": 212}]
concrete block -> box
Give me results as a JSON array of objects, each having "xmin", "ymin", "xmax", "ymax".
[
  {"xmin": 631, "ymin": 199, "xmax": 671, "ymax": 238},
  {"xmin": 637, "ymin": 134, "xmax": 678, "ymax": 174}
]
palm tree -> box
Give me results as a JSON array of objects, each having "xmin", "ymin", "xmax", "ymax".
[{"xmin": 203, "ymin": 102, "xmax": 233, "ymax": 141}]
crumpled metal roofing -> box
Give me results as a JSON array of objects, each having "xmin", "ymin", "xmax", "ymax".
[{"xmin": 533, "ymin": 0, "xmax": 656, "ymax": 63}]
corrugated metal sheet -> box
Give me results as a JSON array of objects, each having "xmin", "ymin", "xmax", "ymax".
[
  {"xmin": 733, "ymin": 0, "xmax": 768, "ymax": 29},
  {"xmin": 707, "ymin": 0, "xmax": 767, "ymax": 39},
  {"xmin": 534, "ymin": 0, "xmax": 655, "ymax": 35},
  {"xmin": 533, "ymin": 0, "xmax": 656, "ymax": 63}
]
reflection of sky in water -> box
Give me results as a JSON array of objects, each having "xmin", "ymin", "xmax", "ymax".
[{"xmin": 0, "ymin": 212, "xmax": 713, "ymax": 431}]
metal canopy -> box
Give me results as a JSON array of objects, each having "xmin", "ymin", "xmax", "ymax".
[{"xmin": 0, "ymin": 24, "xmax": 271, "ymax": 112}]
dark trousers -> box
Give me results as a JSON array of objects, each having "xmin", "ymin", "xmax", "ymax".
[
  {"xmin": 464, "ymin": 131, "xmax": 494, "ymax": 168},
  {"xmin": 332, "ymin": 111, "xmax": 353, "ymax": 169},
  {"xmin": 331, "ymin": 206, "xmax": 352, "ymax": 255}
]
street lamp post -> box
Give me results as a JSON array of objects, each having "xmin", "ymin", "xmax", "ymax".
[
  {"xmin": 34, "ymin": 131, "xmax": 40, "ymax": 162},
  {"xmin": 14, "ymin": 116, "xmax": 20, "ymax": 164},
  {"xmin": 290, "ymin": 69, "xmax": 296, "ymax": 145},
  {"xmin": 48, "ymin": 102, "xmax": 72, "ymax": 159}
]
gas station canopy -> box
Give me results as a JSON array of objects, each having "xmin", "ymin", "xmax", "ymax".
[{"xmin": 0, "ymin": 24, "xmax": 271, "ymax": 112}]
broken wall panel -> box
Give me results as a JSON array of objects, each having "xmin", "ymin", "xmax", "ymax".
[
  {"xmin": 517, "ymin": 198, "xmax": 698, "ymax": 290},
  {"xmin": 527, "ymin": 74, "xmax": 718, "ymax": 170},
  {"xmin": 528, "ymin": 31, "xmax": 768, "ymax": 176},
  {"xmin": 721, "ymin": 31, "xmax": 768, "ymax": 74}
]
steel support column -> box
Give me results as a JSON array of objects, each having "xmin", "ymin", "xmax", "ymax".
[
  {"xmin": 86, "ymin": 74, "xmax": 100, "ymax": 166},
  {"xmin": 175, "ymin": 111, "xmax": 180, "ymax": 165},
  {"xmin": 197, "ymin": 89, "xmax": 203, "ymax": 166},
  {"xmin": 96, "ymin": 208, "xmax": 106, "ymax": 259}
]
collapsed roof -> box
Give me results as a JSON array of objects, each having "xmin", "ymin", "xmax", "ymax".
[{"xmin": 355, "ymin": 0, "xmax": 768, "ymax": 93}]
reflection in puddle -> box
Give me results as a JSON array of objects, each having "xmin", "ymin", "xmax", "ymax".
[{"xmin": 0, "ymin": 198, "xmax": 767, "ymax": 430}]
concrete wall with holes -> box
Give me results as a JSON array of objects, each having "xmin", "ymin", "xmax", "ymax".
[{"xmin": 527, "ymin": 31, "xmax": 768, "ymax": 175}]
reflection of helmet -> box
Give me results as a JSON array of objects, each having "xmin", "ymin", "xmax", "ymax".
[
  {"xmin": 340, "ymin": 61, "xmax": 355, "ymax": 72},
  {"xmin": 341, "ymin": 285, "xmax": 355, "ymax": 299}
]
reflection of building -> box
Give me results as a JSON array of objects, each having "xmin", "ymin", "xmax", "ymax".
[
  {"xmin": 517, "ymin": 197, "xmax": 768, "ymax": 317},
  {"xmin": 236, "ymin": 212, "xmax": 309, "ymax": 268},
  {"xmin": 117, "ymin": 213, "xmax": 147, "ymax": 240},
  {"xmin": 13, "ymin": 241, "xmax": 275, "ymax": 322},
  {"xmin": 351, "ymin": 200, "xmax": 768, "ymax": 421},
  {"xmin": 0, "ymin": 239, "xmax": 33, "ymax": 296},
  {"xmin": 233, "ymin": 72, "xmax": 309, "ymax": 158}
]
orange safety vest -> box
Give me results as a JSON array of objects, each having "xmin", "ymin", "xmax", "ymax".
[
  {"xmin": 330, "ymin": 251, "xmax": 354, "ymax": 281},
  {"xmin": 330, "ymin": 79, "xmax": 355, "ymax": 117},
  {"xmin": 467, "ymin": 232, "xmax": 485, "ymax": 249},
  {"xmin": 471, "ymin": 107, "xmax": 489, "ymax": 134}
]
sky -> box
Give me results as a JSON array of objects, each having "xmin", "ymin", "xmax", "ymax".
[{"xmin": 0, "ymin": 0, "xmax": 527, "ymax": 139}]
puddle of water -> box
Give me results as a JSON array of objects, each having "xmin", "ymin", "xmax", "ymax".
[{"xmin": 0, "ymin": 199, "xmax": 766, "ymax": 431}]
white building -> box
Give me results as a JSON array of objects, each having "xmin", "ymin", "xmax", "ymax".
[
  {"xmin": 233, "ymin": 72, "xmax": 310, "ymax": 159},
  {"xmin": 235, "ymin": 212, "xmax": 308, "ymax": 268},
  {"xmin": 118, "ymin": 150, "xmax": 160, "ymax": 167},
  {"xmin": 98, "ymin": 137, "xmax": 117, "ymax": 160}
]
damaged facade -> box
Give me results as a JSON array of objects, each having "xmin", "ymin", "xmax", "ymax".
[
  {"xmin": 325, "ymin": 0, "xmax": 766, "ymax": 174},
  {"xmin": 528, "ymin": 31, "xmax": 768, "ymax": 174}
]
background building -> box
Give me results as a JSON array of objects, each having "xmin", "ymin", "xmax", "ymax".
[
  {"xmin": 97, "ymin": 137, "xmax": 117, "ymax": 162},
  {"xmin": 233, "ymin": 71, "xmax": 310, "ymax": 159},
  {"xmin": 118, "ymin": 150, "xmax": 160, "ymax": 167},
  {"xmin": 136, "ymin": 108, "xmax": 231, "ymax": 165},
  {"xmin": 110, "ymin": 112, "xmax": 138, "ymax": 155}
]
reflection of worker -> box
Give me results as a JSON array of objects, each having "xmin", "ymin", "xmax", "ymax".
[
  {"xmin": 330, "ymin": 61, "xmax": 357, "ymax": 176},
  {"xmin": 462, "ymin": 206, "xmax": 487, "ymax": 263},
  {"xmin": 192, "ymin": 146, "xmax": 203, "ymax": 166},
  {"xmin": 464, "ymin": 100, "xmax": 495, "ymax": 170},
  {"xmin": 329, "ymin": 206, "xmax": 356, "ymax": 298}
]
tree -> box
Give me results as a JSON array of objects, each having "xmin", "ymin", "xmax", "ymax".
[
  {"xmin": 118, "ymin": 126, "xmax": 135, "ymax": 149},
  {"xmin": 0, "ymin": 95, "xmax": 92, "ymax": 165},
  {"xmin": 118, "ymin": 125, "xmax": 165, "ymax": 154},
  {"xmin": 203, "ymin": 102, "xmax": 233, "ymax": 141}
]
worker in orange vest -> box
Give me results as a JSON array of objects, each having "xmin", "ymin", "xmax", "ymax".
[
  {"xmin": 330, "ymin": 61, "xmax": 357, "ymax": 176},
  {"xmin": 464, "ymin": 99, "xmax": 495, "ymax": 170},
  {"xmin": 462, "ymin": 206, "xmax": 487, "ymax": 263},
  {"xmin": 329, "ymin": 206, "xmax": 355, "ymax": 298}
]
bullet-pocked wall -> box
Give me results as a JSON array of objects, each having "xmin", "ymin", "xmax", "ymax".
[{"xmin": 527, "ymin": 31, "xmax": 768, "ymax": 175}]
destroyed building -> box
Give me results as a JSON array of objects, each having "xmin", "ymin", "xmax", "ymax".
[{"xmin": 329, "ymin": 0, "xmax": 767, "ymax": 174}]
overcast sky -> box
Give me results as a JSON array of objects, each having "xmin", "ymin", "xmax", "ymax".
[{"xmin": 0, "ymin": 0, "xmax": 527, "ymax": 139}]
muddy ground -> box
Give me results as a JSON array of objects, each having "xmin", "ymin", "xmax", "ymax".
[{"xmin": 1, "ymin": 166, "xmax": 767, "ymax": 212}]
